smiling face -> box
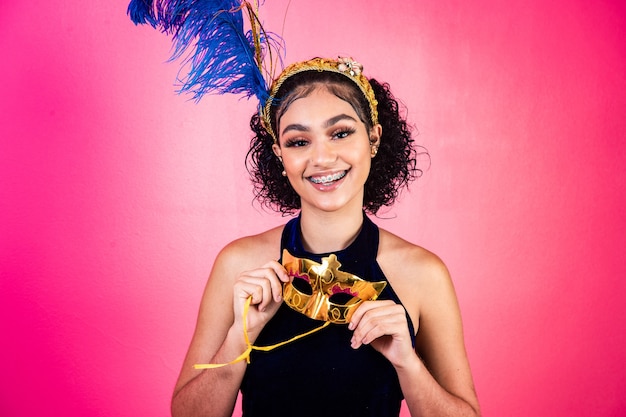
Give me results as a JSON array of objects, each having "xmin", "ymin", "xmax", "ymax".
[{"xmin": 272, "ymin": 86, "xmax": 381, "ymax": 214}]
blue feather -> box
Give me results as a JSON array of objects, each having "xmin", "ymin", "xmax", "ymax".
[
  {"xmin": 127, "ymin": 0, "xmax": 157, "ymax": 27},
  {"xmin": 126, "ymin": 0, "xmax": 283, "ymax": 102}
]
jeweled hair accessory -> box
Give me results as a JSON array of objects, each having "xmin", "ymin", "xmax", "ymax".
[{"xmin": 261, "ymin": 57, "xmax": 380, "ymax": 143}]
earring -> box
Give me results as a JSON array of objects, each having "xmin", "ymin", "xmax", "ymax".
[
  {"xmin": 276, "ymin": 155, "xmax": 287, "ymax": 176},
  {"xmin": 370, "ymin": 145, "xmax": 378, "ymax": 157}
]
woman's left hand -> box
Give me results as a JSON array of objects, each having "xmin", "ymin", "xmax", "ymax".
[{"xmin": 348, "ymin": 300, "xmax": 416, "ymax": 368}]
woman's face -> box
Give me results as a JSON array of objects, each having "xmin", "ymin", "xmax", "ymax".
[{"xmin": 272, "ymin": 87, "xmax": 380, "ymax": 214}]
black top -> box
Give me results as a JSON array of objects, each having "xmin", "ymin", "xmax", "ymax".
[{"xmin": 241, "ymin": 213, "xmax": 416, "ymax": 417}]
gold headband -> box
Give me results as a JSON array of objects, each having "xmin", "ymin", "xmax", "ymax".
[{"xmin": 261, "ymin": 57, "xmax": 379, "ymax": 143}]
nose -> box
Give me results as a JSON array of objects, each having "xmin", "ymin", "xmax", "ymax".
[{"xmin": 310, "ymin": 140, "xmax": 336, "ymax": 166}]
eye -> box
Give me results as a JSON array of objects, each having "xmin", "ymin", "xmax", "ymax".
[
  {"xmin": 331, "ymin": 127, "xmax": 356, "ymax": 140},
  {"xmin": 283, "ymin": 137, "xmax": 309, "ymax": 148}
]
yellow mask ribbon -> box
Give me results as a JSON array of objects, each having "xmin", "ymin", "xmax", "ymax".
[
  {"xmin": 194, "ymin": 250, "xmax": 387, "ymax": 369},
  {"xmin": 194, "ymin": 296, "xmax": 329, "ymax": 369}
]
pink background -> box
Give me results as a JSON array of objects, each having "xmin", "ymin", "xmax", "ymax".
[{"xmin": 1, "ymin": 1, "xmax": 625, "ymax": 416}]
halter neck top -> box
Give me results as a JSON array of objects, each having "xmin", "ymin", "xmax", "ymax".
[{"xmin": 240, "ymin": 213, "xmax": 415, "ymax": 417}]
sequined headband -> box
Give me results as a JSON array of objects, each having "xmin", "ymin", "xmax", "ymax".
[{"xmin": 261, "ymin": 57, "xmax": 379, "ymax": 143}]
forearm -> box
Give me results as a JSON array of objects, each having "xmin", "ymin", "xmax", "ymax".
[
  {"xmin": 396, "ymin": 356, "xmax": 480, "ymax": 417},
  {"xmin": 171, "ymin": 327, "xmax": 248, "ymax": 417}
]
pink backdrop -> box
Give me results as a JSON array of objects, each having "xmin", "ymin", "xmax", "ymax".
[{"xmin": 1, "ymin": 1, "xmax": 625, "ymax": 416}]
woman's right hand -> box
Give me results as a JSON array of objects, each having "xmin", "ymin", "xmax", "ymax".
[{"xmin": 231, "ymin": 261, "xmax": 291, "ymax": 342}]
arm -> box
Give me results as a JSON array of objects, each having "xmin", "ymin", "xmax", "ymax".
[
  {"xmin": 398, "ymin": 256, "xmax": 480, "ymax": 417},
  {"xmin": 350, "ymin": 243, "xmax": 480, "ymax": 417},
  {"xmin": 171, "ymin": 238, "xmax": 288, "ymax": 417}
]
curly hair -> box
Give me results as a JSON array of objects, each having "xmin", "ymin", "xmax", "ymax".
[{"xmin": 245, "ymin": 70, "xmax": 425, "ymax": 215}]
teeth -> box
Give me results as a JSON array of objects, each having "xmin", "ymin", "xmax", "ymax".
[{"xmin": 310, "ymin": 171, "xmax": 346, "ymax": 184}]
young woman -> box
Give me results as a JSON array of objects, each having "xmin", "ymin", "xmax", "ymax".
[{"xmin": 170, "ymin": 58, "xmax": 480, "ymax": 417}]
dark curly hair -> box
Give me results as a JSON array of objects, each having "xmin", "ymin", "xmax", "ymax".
[{"xmin": 245, "ymin": 70, "xmax": 425, "ymax": 215}]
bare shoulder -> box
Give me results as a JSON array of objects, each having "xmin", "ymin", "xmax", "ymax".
[
  {"xmin": 188, "ymin": 224, "xmax": 285, "ymax": 347},
  {"xmin": 199, "ymin": 224, "xmax": 285, "ymax": 306},
  {"xmin": 377, "ymin": 228, "xmax": 450, "ymax": 287},
  {"xmin": 213, "ymin": 225, "xmax": 284, "ymax": 276},
  {"xmin": 377, "ymin": 228, "xmax": 455, "ymax": 326}
]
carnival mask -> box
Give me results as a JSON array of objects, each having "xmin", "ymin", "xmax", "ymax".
[{"xmin": 281, "ymin": 249, "xmax": 387, "ymax": 324}]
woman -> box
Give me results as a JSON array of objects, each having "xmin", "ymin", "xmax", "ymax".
[{"xmin": 170, "ymin": 57, "xmax": 481, "ymax": 417}]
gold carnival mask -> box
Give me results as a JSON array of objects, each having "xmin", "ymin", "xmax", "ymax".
[
  {"xmin": 194, "ymin": 250, "xmax": 387, "ymax": 370},
  {"xmin": 281, "ymin": 249, "xmax": 387, "ymax": 324}
]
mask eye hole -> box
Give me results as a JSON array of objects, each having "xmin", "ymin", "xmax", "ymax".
[
  {"xmin": 328, "ymin": 292, "xmax": 355, "ymax": 305},
  {"xmin": 292, "ymin": 276, "xmax": 313, "ymax": 295}
]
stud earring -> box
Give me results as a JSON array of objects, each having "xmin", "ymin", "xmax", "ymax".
[
  {"xmin": 370, "ymin": 145, "xmax": 378, "ymax": 157},
  {"xmin": 282, "ymin": 169, "xmax": 287, "ymax": 176}
]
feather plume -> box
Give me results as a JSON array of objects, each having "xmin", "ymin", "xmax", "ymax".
[
  {"xmin": 127, "ymin": 0, "xmax": 157, "ymax": 27},
  {"xmin": 127, "ymin": 0, "xmax": 283, "ymax": 102}
]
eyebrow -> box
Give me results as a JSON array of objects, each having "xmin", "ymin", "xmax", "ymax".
[{"xmin": 281, "ymin": 113, "xmax": 358, "ymax": 137}]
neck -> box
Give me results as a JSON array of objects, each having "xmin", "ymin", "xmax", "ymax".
[{"xmin": 299, "ymin": 207, "xmax": 365, "ymax": 254}]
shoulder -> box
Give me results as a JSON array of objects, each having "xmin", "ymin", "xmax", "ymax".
[
  {"xmin": 377, "ymin": 228, "xmax": 450, "ymax": 285},
  {"xmin": 197, "ymin": 224, "xmax": 285, "ymax": 321},
  {"xmin": 377, "ymin": 228, "xmax": 455, "ymax": 326},
  {"xmin": 214, "ymin": 225, "xmax": 284, "ymax": 274}
]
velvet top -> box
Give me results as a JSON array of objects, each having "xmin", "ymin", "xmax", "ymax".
[{"xmin": 241, "ymin": 213, "xmax": 415, "ymax": 417}]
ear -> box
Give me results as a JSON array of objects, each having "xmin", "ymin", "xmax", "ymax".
[
  {"xmin": 369, "ymin": 124, "xmax": 382, "ymax": 147},
  {"xmin": 272, "ymin": 143, "xmax": 282, "ymax": 159}
]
